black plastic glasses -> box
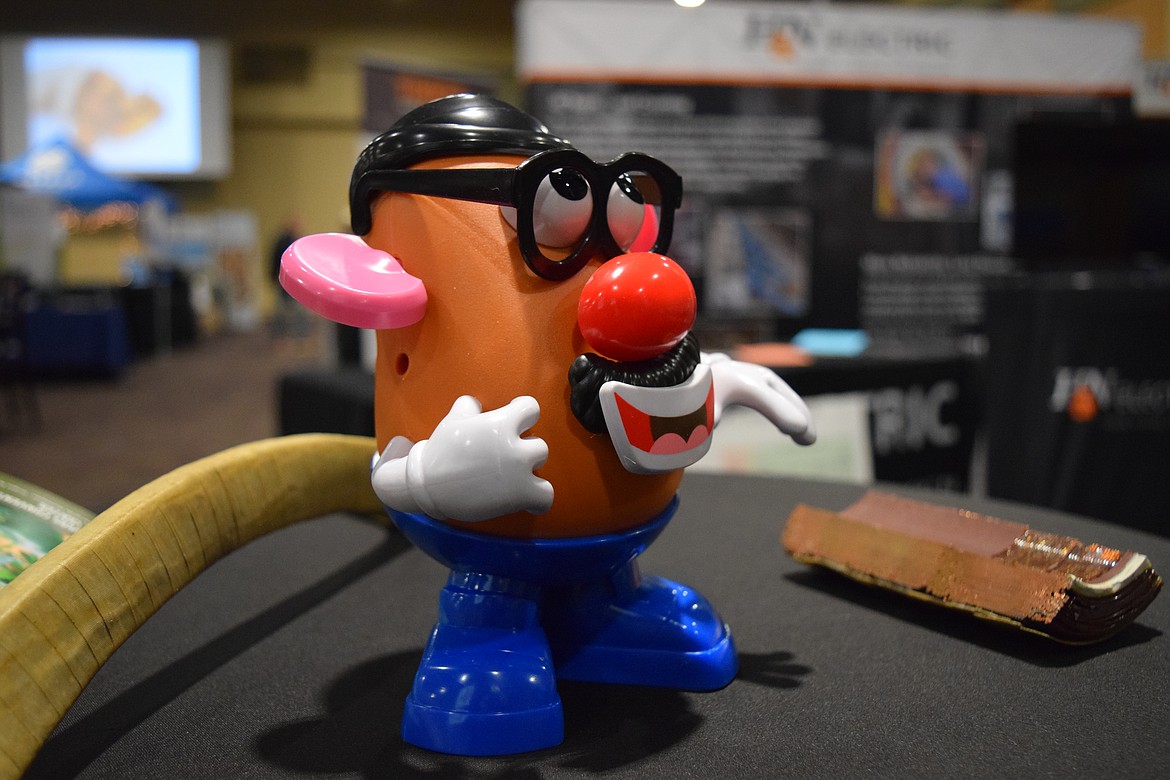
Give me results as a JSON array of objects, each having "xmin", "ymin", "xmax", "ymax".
[{"xmin": 351, "ymin": 148, "xmax": 683, "ymax": 281}]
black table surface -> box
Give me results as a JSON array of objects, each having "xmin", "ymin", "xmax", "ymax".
[{"xmin": 26, "ymin": 474, "xmax": 1169, "ymax": 778}]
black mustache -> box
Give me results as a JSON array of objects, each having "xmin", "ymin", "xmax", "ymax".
[{"xmin": 568, "ymin": 333, "xmax": 702, "ymax": 434}]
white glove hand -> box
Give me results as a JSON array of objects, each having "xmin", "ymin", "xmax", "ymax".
[
  {"xmin": 705, "ymin": 353, "xmax": 817, "ymax": 445},
  {"xmin": 371, "ymin": 395, "xmax": 553, "ymax": 522}
]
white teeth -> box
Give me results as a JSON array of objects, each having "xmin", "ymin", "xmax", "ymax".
[{"xmin": 599, "ymin": 364, "xmax": 714, "ymax": 474}]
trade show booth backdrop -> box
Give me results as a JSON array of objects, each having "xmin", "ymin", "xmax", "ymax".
[{"xmin": 517, "ymin": 0, "xmax": 1141, "ymax": 353}]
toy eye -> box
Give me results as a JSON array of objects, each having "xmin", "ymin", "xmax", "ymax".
[
  {"xmin": 607, "ymin": 173, "xmax": 648, "ymax": 250},
  {"xmin": 502, "ymin": 167, "xmax": 592, "ymax": 249}
]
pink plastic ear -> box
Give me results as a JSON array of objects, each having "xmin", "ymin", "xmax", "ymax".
[
  {"xmin": 628, "ymin": 203, "xmax": 660, "ymax": 253},
  {"xmin": 279, "ymin": 232, "xmax": 427, "ymax": 329}
]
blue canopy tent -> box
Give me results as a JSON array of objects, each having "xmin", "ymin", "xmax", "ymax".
[
  {"xmin": 0, "ymin": 139, "xmax": 174, "ymax": 211},
  {"xmin": 1, "ymin": 140, "xmax": 180, "ymax": 376}
]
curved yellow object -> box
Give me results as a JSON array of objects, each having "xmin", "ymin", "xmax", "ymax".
[{"xmin": 0, "ymin": 434, "xmax": 381, "ymax": 778}]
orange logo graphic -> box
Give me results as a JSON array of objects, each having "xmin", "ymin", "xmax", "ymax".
[
  {"xmin": 770, "ymin": 31, "xmax": 798, "ymax": 60},
  {"xmin": 1067, "ymin": 384, "xmax": 1099, "ymax": 423}
]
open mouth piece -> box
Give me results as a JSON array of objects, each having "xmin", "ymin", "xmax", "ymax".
[{"xmin": 599, "ymin": 364, "xmax": 714, "ymax": 474}]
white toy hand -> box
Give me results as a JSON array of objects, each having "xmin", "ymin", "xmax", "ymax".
[
  {"xmin": 705, "ymin": 353, "xmax": 817, "ymax": 445},
  {"xmin": 371, "ymin": 395, "xmax": 553, "ymax": 522}
]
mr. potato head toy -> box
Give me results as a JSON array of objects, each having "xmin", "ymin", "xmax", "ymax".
[{"xmin": 281, "ymin": 94, "xmax": 815, "ymax": 756}]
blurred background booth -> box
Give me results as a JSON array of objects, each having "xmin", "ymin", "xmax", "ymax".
[
  {"xmin": 983, "ymin": 115, "xmax": 1170, "ymax": 535},
  {"xmin": 983, "ymin": 273, "xmax": 1170, "ymax": 536},
  {"xmin": 0, "ymin": 140, "xmax": 178, "ymax": 376}
]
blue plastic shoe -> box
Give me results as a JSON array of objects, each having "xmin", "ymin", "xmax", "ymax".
[
  {"xmin": 543, "ymin": 560, "xmax": 738, "ymax": 691},
  {"xmin": 401, "ymin": 571, "xmax": 564, "ymax": 755}
]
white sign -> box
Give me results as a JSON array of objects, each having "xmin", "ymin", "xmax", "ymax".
[{"xmin": 518, "ymin": 0, "xmax": 1140, "ymax": 94}]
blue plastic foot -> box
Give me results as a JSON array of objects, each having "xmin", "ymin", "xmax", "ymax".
[
  {"xmin": 402, "ymin": 572, "xmax": 564, "ymax": 755},
  {"xmin": 544, "ymin": 561, "xmax": 738, "ymax": 691}
]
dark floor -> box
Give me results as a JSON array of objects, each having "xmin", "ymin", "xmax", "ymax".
[{"xmin": 1, "ymin": 326, "xmax": 332, "ymax": 513}]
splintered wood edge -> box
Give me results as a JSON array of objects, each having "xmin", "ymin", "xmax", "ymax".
[{"xmin": 0, "ymin": 434, "xmax": 381, "ymax": 778}]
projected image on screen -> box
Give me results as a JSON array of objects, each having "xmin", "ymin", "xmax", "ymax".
[{"xmin": 26, "ymin": 38, "xmax": 200, "ymax": 175}]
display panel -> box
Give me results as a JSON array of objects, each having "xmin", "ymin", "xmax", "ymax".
[
  {"xmin": 1013, "ymin": 119, "xmax": 1170, "ymax": 270},
  {"xmin": 520, "ymin": 0, "xmax": 1139, "ymax": 353},
  {"xmin": 0, "ymin": 36, "xmax": 230, "ymax": 179}
]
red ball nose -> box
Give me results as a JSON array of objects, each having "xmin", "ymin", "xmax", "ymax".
[{"xmin": 577, "ymin": 252, "xmax": 697, "ymax": 363}]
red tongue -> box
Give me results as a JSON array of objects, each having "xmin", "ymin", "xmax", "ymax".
[{"xmin": 612, "ymin": 385, "xmax": 715, "ymax": 453}]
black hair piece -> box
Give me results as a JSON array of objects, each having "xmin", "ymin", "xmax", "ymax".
[
  {"xmin": 568, "ymin": 334, "xmax": 702, "ymax": 434},
  {"xmin": 350, "ymin": 93, "xmax": 572, "ymax": 235}
]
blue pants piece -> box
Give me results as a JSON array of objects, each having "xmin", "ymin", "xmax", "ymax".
[{"xmin": 389, "ymin": 498, "xmax": 738, "ymax": 756}]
